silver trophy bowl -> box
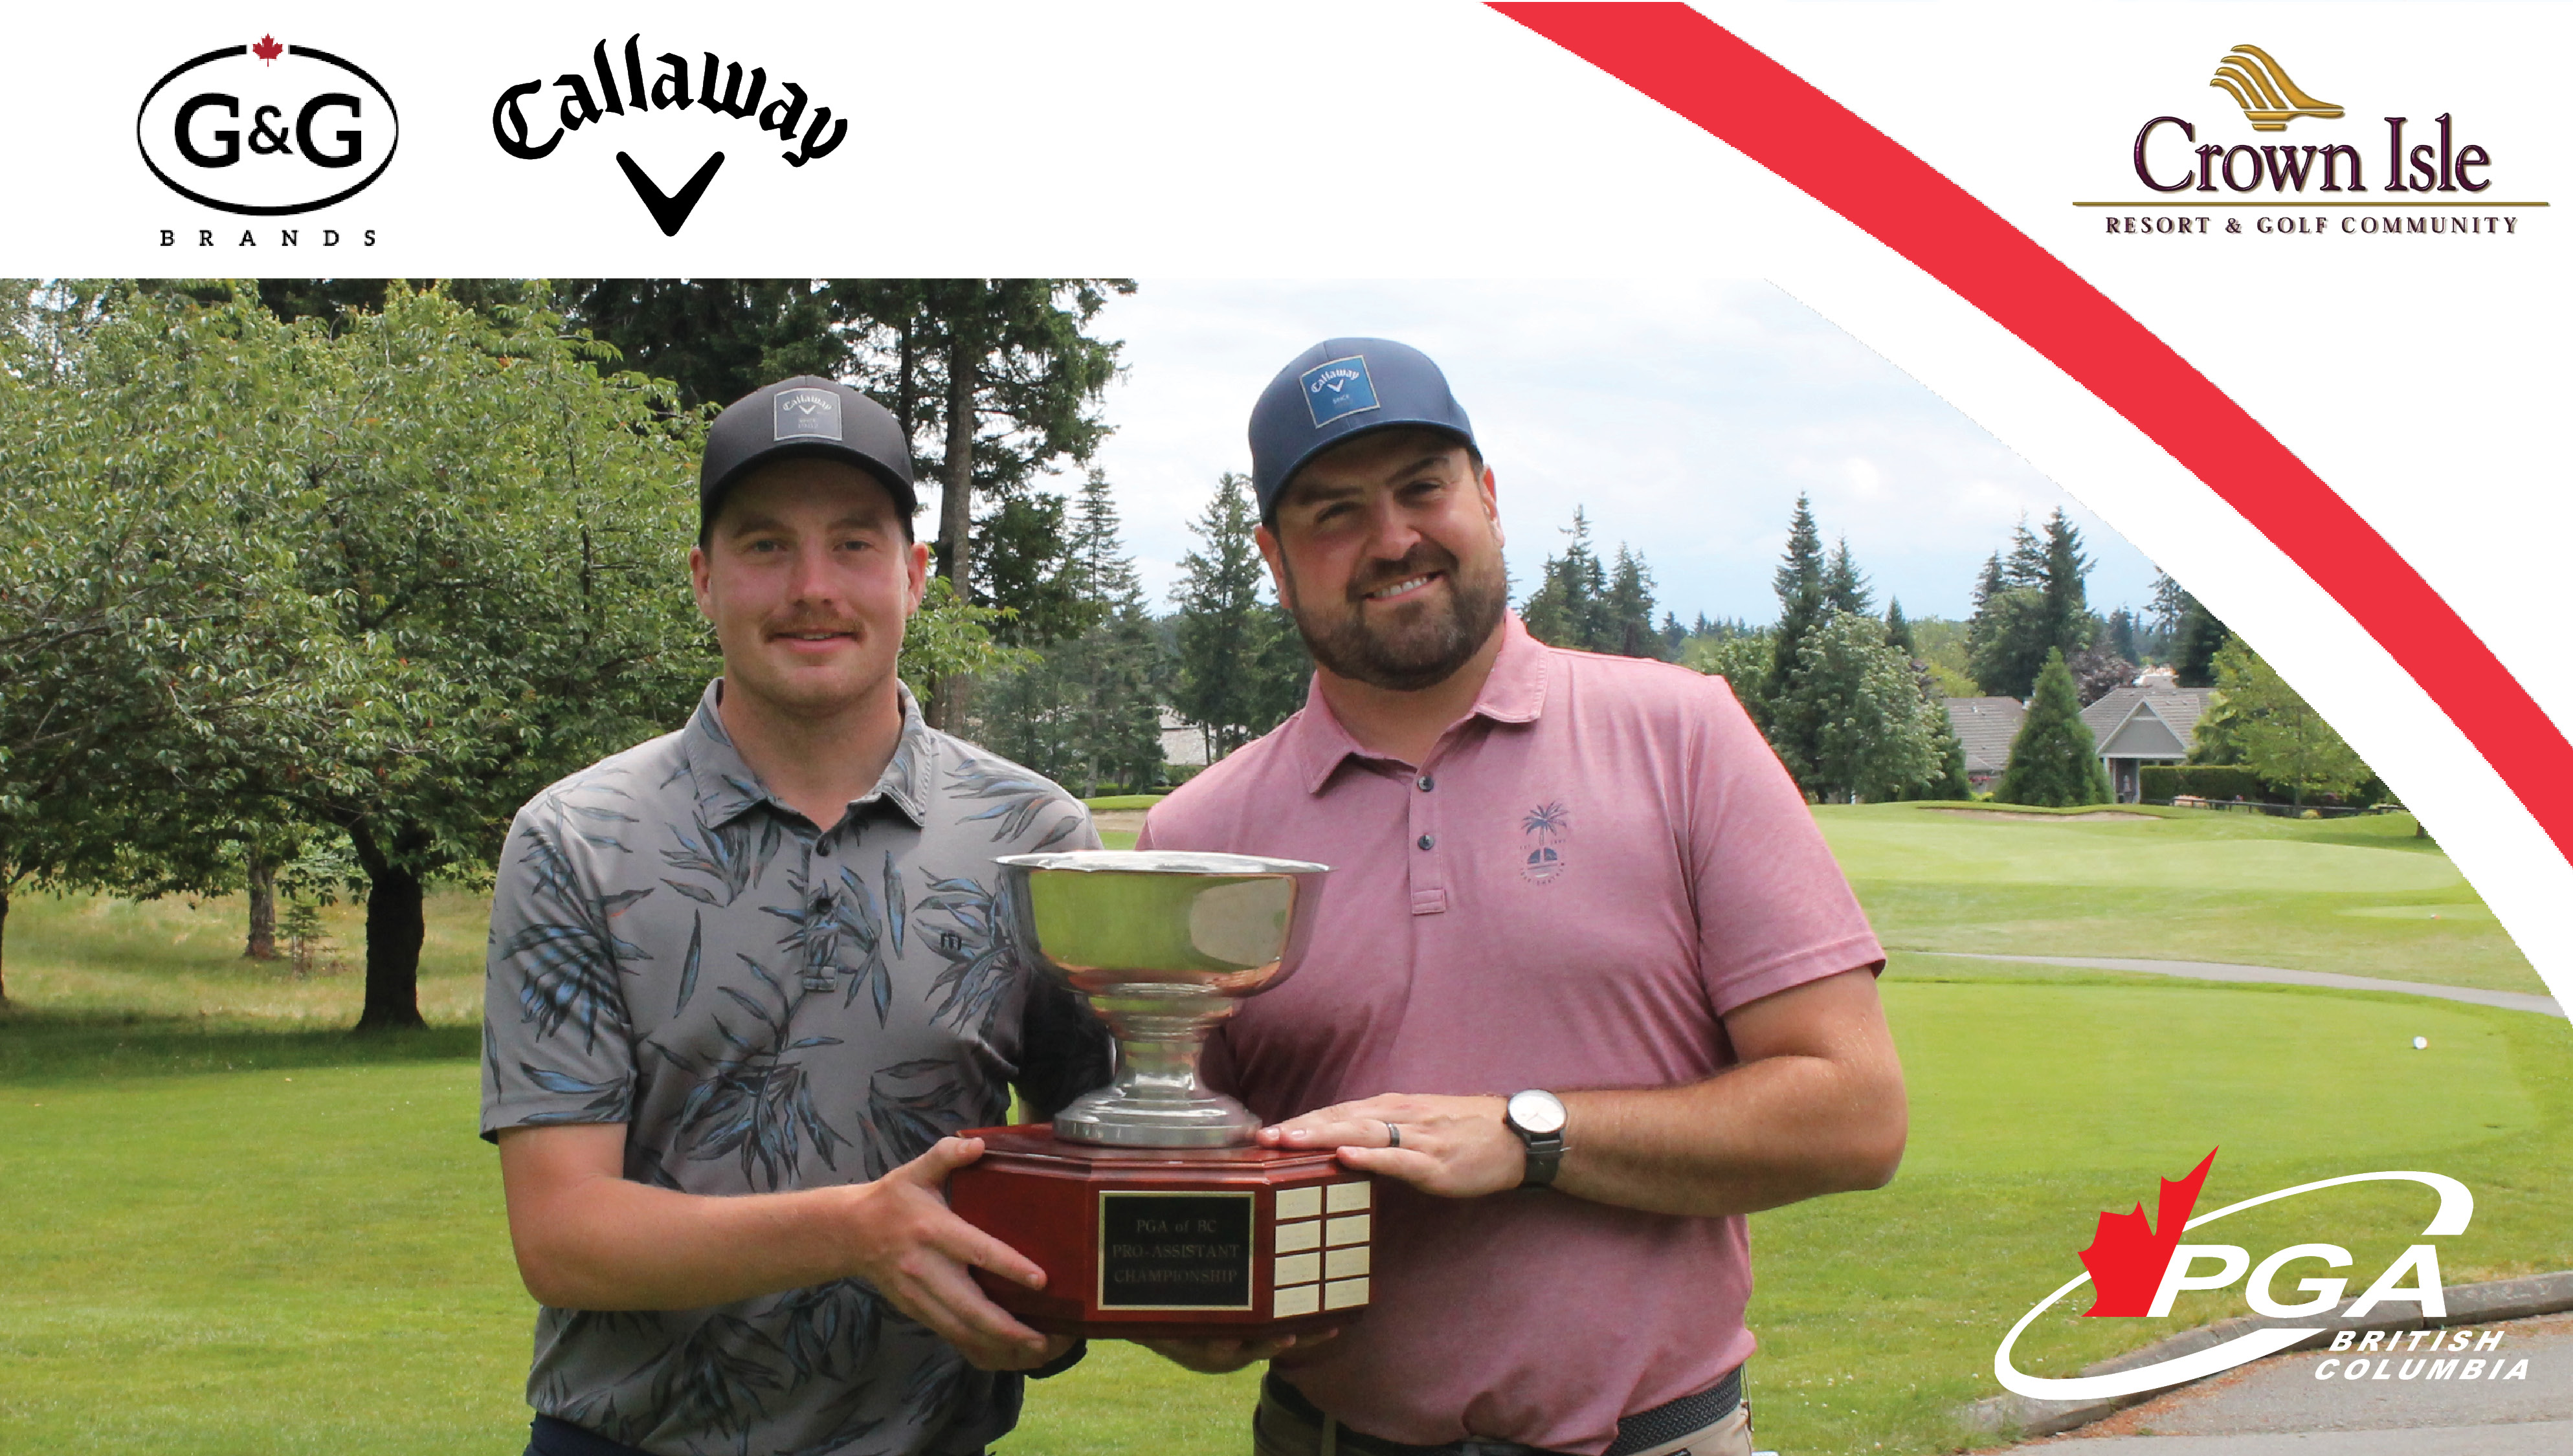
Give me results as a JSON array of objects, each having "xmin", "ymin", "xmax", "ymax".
[{"xmin": 997, "ymin": 850, "xmax": 1329, "ymax": 1147}]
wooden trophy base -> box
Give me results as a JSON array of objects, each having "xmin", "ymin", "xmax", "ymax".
[{"xmin": 947, "ymin": 1125, "xmax": 1376, "ymax": 1339}]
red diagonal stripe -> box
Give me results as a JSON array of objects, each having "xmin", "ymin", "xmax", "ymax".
[{"xmin": 1493, "ymin": 1, "xmax": 2573, "ymax": 860}]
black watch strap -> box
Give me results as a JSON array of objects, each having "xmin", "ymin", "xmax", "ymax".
[{"xmin": 1505, "ymin": 1089, "xmax": 1568, "ymax": 1187}]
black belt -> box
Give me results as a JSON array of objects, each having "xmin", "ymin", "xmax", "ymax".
[{"xmin": 1260, "ymin": 1365, "xmax": 1742, "ymax": 1456}]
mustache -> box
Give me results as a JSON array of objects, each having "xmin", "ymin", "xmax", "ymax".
[{"xmin": 1345, "ymin": 546, "xmax": 1459, "ymax": 603}]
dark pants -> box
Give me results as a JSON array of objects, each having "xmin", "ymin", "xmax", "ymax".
[
  {"xmin": 1250, "ymin": 1376, "xmax": 1753, "ymax": 1456},
  {"xmin": 529, "ymin": 1415, "xmax": 992, "ymax": 1456}
]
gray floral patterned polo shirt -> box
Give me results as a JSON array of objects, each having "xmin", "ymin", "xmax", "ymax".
[{"xmin": 481, "ymin": 679, "xmax": 1111, "ymax": 1456}]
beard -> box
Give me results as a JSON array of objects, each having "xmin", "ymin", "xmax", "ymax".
[{"xmin": 1284, "ymin": 540, "xmax": 1510, "ymax": 692}]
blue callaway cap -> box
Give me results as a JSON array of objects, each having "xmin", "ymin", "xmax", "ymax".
[{"xmin": 1247, "ymin": 338, "xmax": 1478, "ymax": 520}]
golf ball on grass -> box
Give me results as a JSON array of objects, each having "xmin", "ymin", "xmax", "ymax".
[{"xmin": 2413, "ymin": 1037, "xmax": 2429, "ymax": 1050}]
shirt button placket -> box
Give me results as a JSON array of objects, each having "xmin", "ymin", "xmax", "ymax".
[{"xmin": 1409, "ymin": 766, "xmax": 1447, "ymax": 916}]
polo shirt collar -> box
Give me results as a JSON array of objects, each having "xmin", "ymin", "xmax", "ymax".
[
  {"xmin": 1288, "ymin": 613, "xmax": 1552, "ymax": 795},
  {"xmin": 682, "ymin": 678, "xmax": 936, "ymax": 830}
]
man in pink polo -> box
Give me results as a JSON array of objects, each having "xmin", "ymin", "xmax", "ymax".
[{"xmin": 1135, "ymin": 338, "xmax": 1907, "ymax": 1456}]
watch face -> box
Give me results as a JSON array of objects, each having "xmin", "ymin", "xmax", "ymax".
[{"xmin": 1508, "ymin": 1089, "xmax": 1566, "ymax": 1137}]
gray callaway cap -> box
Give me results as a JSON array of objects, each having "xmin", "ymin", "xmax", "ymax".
[{"xmin": 698, "ymin": 376, "xmax": 917, "ymax": 533}]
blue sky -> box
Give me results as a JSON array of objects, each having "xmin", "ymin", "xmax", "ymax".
[{"xmin": 946, "ymin": 279, "xmax": 2163, "ymax": 628}]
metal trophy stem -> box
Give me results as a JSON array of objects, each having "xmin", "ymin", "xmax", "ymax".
[{"xmin": 996, "ymin": 850, "xmax": 1329, "ymax": 1148}]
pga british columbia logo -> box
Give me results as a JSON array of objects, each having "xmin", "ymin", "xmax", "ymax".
[
  {"xmin": 137, "ymin": 36, "xmax": 396, "ymax": 239},
  {"xmin": 1994, "ymin": 1149, "xmax": 2529, "ymax": 1399}
]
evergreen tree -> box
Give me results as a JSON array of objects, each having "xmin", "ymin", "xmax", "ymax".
[
  {"xmin": 1660, "ymin": 612, "xmax": 1687, "ymax": 658},
  {"xmin": 1172, "ymin": 474, "xmax": 1302, "ymax": 756},
  {"xmin": 2105, "ymin": 606, "xmax": 2141, "ymax": 665},
  {"xmin": 1967, "ymin": 511, "xmax": 2099, "ymax": 700},
  {"xmin": 1994, "ymin": 649, "xmax": 2113, "ymax": 806},
  {"xmin": 972, "ymin": 472, "xmax": 1166, "ymax": 793},
  {"xmin": 972, "ymin": 490, "xmax": 1089, "ymax": 648},
  {"xmin": 2038, "ymin": 509, "xmax": 2095, "ymax": 650},
  {"xmin": 1884, "ymin": 597, "xmax": 1917, "ymax": 656},
  {"xmin": 1767, "ymin": 493, "xmax": 1828, "ymax": 695},
  {"xmin": 550, "ymin": 279, "xmax": 847, "ymax": 408},
  {"xmin": 1606, "ymin": 545, "xmax": 1661, "ymax": 659},
  {"xmin": 1520, "ymin": 508, "xmax": 1610, "ymax": 651},
  {"xmin": 1824, "ymin": 535, "xmax": 1873, "ymax": 615},
  {"xmin": 2172, "ymin": 593, "xmax": 2234, "ymax": 688}
]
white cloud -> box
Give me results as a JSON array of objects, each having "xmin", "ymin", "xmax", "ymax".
[{"xmin": 928, "ymin": 279, "xmax": 2163, "ymax": 625}]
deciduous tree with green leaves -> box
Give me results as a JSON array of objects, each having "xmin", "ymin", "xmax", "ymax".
[
  {"xmin": 0, "ymin": 283, "xmax": 352, "ymax": 1004},
  {"xmin": 1770, "ymin": 610, "xmax": 1944, "ymax": 802},
  {"xmin": 2204, "ymin": 637, "xmax": 2372, "ymax": 806}
]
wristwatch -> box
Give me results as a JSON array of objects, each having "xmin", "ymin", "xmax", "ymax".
[{"xmin": 1504, "ymin": 1089, "xmax": 1568, "ymax": 1188}]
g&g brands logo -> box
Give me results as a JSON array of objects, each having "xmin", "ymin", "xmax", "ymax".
[
  {"xmin": 137, "ymin": 37, "xmax": 398, "ymax": 217},
  {"xmin": 1992, "ymin": 1149, "xmax": 2528, "ymax": 1400},
  {"xmin": 2089, "ymin": 45, "xmax": 2543, "ymax": 237}
]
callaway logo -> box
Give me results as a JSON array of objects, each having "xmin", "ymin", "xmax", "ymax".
[
  {"xmin": 491, "ymin": 36, "xmax": 845, "ymax": 236},
  {"xmin": 1994, "ymin": 1149, "xmax": 2475, "ymax": 1400},
  {"xmin": 1299, "ymin": 357, "xmax": 1379, "ymax": 427},
  {"xmin": 773, "ymin": 389, "xmax": 843, "ymax": 441}
]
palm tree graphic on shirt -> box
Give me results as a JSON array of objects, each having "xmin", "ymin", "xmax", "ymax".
[{"xmin": 1521, "ymin": 800, "xmax": 1569, "ymax": 883}]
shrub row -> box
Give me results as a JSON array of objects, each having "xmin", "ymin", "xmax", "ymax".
[{"xmin": 2141, "ymin": 765, "xmax": 2268, "ymax": 802}]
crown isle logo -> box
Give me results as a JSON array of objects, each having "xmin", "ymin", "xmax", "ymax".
[
  {"xmin": 2208, "ymin": 45, "xmax": 2343, "ymax": 131},
  {"xmin": 2092, "ymin": 43, "xmax": 2544, "ymax": 236}
]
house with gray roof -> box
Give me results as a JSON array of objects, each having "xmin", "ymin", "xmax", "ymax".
[
  {"xmin": 2080, "ymin": 687, "xmax": 2218, "ymax": 802},
  {"xmin": 1943, "ymin": 696, "xmax": 2027, "ymax": 793}
]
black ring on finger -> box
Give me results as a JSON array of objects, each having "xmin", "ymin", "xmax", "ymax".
[{"xmin": 1384, "ymin": 1120, "xmax": 1401, "ymax": 1148}]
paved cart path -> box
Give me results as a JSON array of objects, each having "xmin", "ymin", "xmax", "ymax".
[
  {"xmin": 1926, "ymin": 953, "xmax": 2563, "ymax": 1017},
  {"xmin": 2001, "ymin": 1314, "xmax": 2573, "ymax": 1455}
]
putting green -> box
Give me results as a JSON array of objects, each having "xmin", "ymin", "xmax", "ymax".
[
  {"xmin": 1810, "ymin": 803, "xmax": 2537, "ymax": 994},
  {"xmin": 1885, "ymin": 978, "xmax": 2537, "ymax": 1176}
]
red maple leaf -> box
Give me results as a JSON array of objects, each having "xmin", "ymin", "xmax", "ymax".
[
  {"xmin": 252, "ymin": 35, "xmax": 284, "ymax": 64},
  {"xmin": 2078, "ymin": 1147, "xmax": 2218, "ymax": 1316}
]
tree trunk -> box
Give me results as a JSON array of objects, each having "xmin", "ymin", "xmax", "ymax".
[
  {"xmin": 347, "ymin": 820, "xmax": 428, "ymax": 1031},
  {"xmin": 243, "ymin": 853, "xmax": 278, "ymax": 960},
  {"xmin": 929, "ymin": 344, "xmax": 979, "ymax": 730},
  {"xmin": 0, "ymin": 883, "xmax": 11, "ymax": 1007}
]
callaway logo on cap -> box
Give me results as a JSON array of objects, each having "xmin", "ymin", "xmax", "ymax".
[
  {"xmin": 773, "ymin": 388, "xmax": 845, "ymax": 442},
  {"xmin": 1301, "ymin": 357, "xmax": 1381, "ymax": 427},
  {"xmin": 1249, "ymin": 338, "xmax": 1478, "ymax": 521}
]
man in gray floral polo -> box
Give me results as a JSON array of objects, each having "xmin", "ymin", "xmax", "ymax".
[{"xmin": 481, "ymin": 376, "xmax": 1111, "ymax": 1456}]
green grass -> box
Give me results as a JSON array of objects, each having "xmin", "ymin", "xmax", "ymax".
[
  {"xmin": 1744, "ymin": 951, "xmax": 2573, "ymax": 1455},
  {"xmin": 1818, "ymin": 802, "xmax": 2545, "ymax": 996},
  {"xmin": 0, "ymin": 808, "xmax": 2564, "ymax": 1453},
  {"xmin": 1080, "ymin": 794, "xmax": 1166, "ymax": 811},
  {"xmin": 0, "ymin": 883, "xmax": 489, "ymax": 1030},
  {"xmin": 0, "ymin": 1057, "xmax": 529, "ymax": 1453}
]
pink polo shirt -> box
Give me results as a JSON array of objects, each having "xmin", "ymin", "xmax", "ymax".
[{"xmin": 1137, "ymin": 614, "xmax": 1882, "ymax": 1454}]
